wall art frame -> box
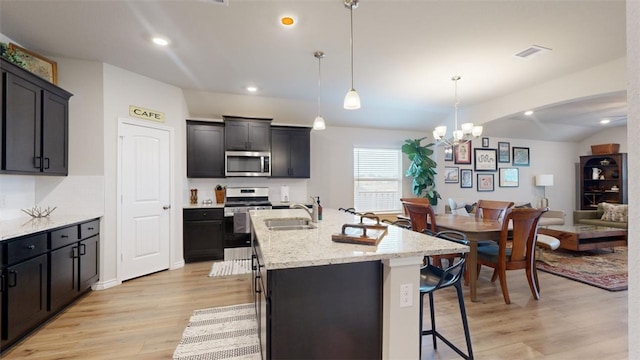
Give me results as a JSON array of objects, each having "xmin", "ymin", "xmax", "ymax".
[
  {"xmin": 477, "ymin": 173, "xmax": 494, "ymax": 192},
  {"xmin": 482, "ymin": 137, "xmax": 489, "ymax": 147},
  {"xmin": 9, "ymin": 43, "xmax": 58, "ymax": 84},
  {"xmin": 454, "ymin": 142, "xmax": 472, "ymax": 164},
  {"xmin": 512, "ymin": 146, "xmax": 530, "ymax": 166},
  {"xmin": 444, "ymin": 146, "xmax": 453, "ymax": 161},
  {"xmin": 498, "ymin": 142, "xmax": 510, "ymax": 163},
  {"xmin": 474, "ymin": 148, "xmax": 497, "ymax": 171},
  {"xmin": 499, "ymin": 167, "xmax": 519, "ymax": 187},
  {"xmin": 444, "ymin": 166, "xmax": 460, "ymax": 183},
  {"xmin": 460, "ymin": 169, "xmax": 473, "ymax": 188}
]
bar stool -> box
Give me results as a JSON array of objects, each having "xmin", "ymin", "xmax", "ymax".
[{"xmin": 419, "ymin": 230, "xmax": 474, "ymax": 359}]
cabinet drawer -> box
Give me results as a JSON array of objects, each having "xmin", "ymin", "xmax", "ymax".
[
  {"xmin": 80, "ymin": 219, "xmax": 100, "ymax": 239},
  {"xmin": 184, "ymin": 208, "xmax": 223, "ymax": 221},
  {"xmin": 7, "ymin": 233, "xmax": 48, "ymax": 264},
  {"xmin": 50, "ymin": 225, "xmax": 79, "ymax": 250}
]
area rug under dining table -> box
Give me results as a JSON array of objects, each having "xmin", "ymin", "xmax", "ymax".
[{"xmin": 536, "ymin": 246, "xmax": 627, "ymax": 291}]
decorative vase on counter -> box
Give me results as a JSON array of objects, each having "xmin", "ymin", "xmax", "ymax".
[{"xmin": 190, "ymin": 189, "xmax": 198, "ymax": 205}]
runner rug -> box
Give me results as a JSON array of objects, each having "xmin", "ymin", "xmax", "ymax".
[
  {"xmin": 209, "ymin": 259, "xmax": 252, "ymax": 277},
  {"xmin": 173, "ymin": 303, "xmax": 260, "ymax": 360},
  {"xmin": 536, "ymin": 246, "xmax": 627, "ymax": 291}
]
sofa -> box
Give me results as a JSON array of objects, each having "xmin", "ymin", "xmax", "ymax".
[
  {"xmin": 573, "ymin": 202, "xmax": 628, "ymax": 229},
  {"xmin": 444, "ymin": 200, "xmax": 565, "ymax": 226}
]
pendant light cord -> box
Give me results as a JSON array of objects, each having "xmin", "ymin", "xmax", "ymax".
[
  {"xmin": 317, "ymin": 55, "xmax": 322, "ymax": 116},
  {"xmin": 453, "ymin": 76, "xmax": 461, "ymax": 130},
  {"xmin": 349, "ymin": 4, "xmax": 354, "ymax": 90}
]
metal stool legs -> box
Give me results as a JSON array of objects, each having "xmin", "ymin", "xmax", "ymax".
[{"xmin": 419, "ymin": 281, "xmax": 474, "ymax": 359}]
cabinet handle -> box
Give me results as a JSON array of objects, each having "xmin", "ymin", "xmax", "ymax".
[
  {"xmin": 87, "ymin": 227, "xmax": 94, "ymax": 230},
  {"xmin": 61, "ymin": 235, "xmax": 69, "ymax": 238},
  {"xmin": 8, "ymin": 270, "xmax": 17, "ymax": 288},
  {"xmin": 34, "ymin": 156, "xmax": 42, "ymax": 169},
  {"xmin": 44, "ymin": 157, "xmax": 50, "ymax": 169},
  {"xmin": 252, "ymin": 255, "xmax": 257, "ymax": 270},
  {"xmin": 72, "ymin": 246, "xmax": 79, "ymax": 259},
  {"xmin": 79, "ymin": 243, "xmax": 87, "ymax": 256},
  {"xmin": 163, "ymin": 205, "xmax": 171, "ymax": 210},
  {"xmin": 255, "ymin": 275, "xmax": 261, "ymax": 294},
  {"xmin": 26, "ymin": 244, "xmax": 36, "ymax": 250}
]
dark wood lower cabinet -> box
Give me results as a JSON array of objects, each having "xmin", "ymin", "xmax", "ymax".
[
  {"xmin": 183, "ymin": 209, "xmax": 224, "ymax": 262},
  {"xmin": 253, "ymin": 237, "xmax": 383, "ymax": 360},
  {"xmin": 49, "ymin": 243, "xmax": 79, "ymax": 313},
  {"xmin": 3, "ymin": 254, "xmax": 49, "ymax": 350},
  {"xmin": 1, "ymin": 218, "xmax": 100, "ymax": 353}
]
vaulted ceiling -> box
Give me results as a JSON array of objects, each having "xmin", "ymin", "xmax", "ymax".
[{"xmin": 0, "ymin": 0, "xmax": 628, "ymax": 141}]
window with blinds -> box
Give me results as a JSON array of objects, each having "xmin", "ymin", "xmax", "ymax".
[{"xmin": 353, "ymin": 147, "xmax": 402, "ymax": 213}]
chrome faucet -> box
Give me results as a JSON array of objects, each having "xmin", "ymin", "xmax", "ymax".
[{"xmin": 290, "ymin": 198, "xmax": 319, "ymax": 223}]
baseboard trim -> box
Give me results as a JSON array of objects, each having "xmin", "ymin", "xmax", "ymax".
[
  {"xmin": 92, "ymin": 278, "xmax": 121, "ymax": 291},
  {"xmin": 171, "ymin": 259, "xmax": 185, "ymax": 270}
]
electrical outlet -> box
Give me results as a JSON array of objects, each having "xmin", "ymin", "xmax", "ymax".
[{"xmin": 400, "ymin": 283, "xmax": 413, "ymax": 307}]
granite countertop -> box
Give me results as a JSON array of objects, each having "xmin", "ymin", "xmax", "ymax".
[
  {"xmin": 0, "ymin": 213, "xmax": 103, "ymax": 241},
  {"xmin": 250, "ymin": 208, "xmax": 468, "ymax": 270}
]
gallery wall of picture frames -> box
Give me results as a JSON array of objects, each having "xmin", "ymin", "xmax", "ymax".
[{"xmin": 442, "ymin": 138, "xmax": 529, "ymax": 192}]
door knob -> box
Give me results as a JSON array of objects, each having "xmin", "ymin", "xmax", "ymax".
[{"xmin": 163, "ymin": 205, "xmax": 171, "ymax": 210}]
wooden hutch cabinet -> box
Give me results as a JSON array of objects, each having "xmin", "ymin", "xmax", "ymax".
[{"xmin": 579, "ymin": 153, "xmax": 627, "ymax": 210}]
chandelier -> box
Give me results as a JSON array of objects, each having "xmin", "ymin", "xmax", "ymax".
[{"xmin": 433, "ymin": 76, "xmax": 482, "ymax": 146}]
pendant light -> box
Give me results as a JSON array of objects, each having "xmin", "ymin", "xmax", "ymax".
[
  {"xmin": 313, "ymin": 51, "xmax": 326, "ymax": 130},
  {"xmin": 343, "ymin": 0, "xmax": 361, "ymax": 110}
]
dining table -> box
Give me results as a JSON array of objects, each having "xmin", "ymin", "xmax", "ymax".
[{"xmin": 433, "ymin": 214, "xmax": 505, "ymax": 302}]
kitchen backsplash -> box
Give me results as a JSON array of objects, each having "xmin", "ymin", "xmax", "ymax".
[
  {"xmin": 0, "ymin": 175, "xmax": 105, "ymax": 220},
  {"xmin": 185, "ymin": 178, "xmax": 309, "ymax": 206}
]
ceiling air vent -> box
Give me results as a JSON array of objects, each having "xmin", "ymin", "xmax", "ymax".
[
  {"xmin": 200, "ymin": 0, "xmax": 228, "ymax": 5},
  {"xmin": 514, "ymin": 45, "xmax": 551, "ymax": 59}
]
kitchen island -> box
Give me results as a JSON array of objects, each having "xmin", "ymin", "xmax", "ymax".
[{"xmin": 250, "ymin": 208, "xmax": 468, "ymax": 359}]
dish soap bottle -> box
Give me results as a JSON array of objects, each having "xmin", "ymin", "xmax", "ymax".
[{"xmin": 317, "ymin": 196, "xmax": 323, "ymax": 220}]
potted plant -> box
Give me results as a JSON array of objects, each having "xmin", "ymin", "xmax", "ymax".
[
  {"xmin": 0, "ymin": 42, "xmax": 25, "ymax": 67},
  {"xmin": 401, "ymin": 137, "xmax": 441, "ymax": 205}
]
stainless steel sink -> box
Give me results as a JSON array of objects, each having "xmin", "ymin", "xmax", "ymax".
[{"xmin": 265, "ymin": 218, "xmax": 317, "ymax": 231}]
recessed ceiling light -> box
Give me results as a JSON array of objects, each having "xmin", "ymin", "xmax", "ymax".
[
  {"xmin": 152, "ymin": 37, "xmax": 169, "ymax": 46},
  {"xmin": 280, "ymin": 16, "xmax": 296, "ymax": 27},
  {"xmin": 246, "ymin": 86, "xmax": 258, "ymax": 92},
  {"xmin": 524, "ymin": 110, "xmax": 534, "ymax": 116},
  {"xmin": 600, "ymin": 119, "xmax": 611, "ymax": 124}
]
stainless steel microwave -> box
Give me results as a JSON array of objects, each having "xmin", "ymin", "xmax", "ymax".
[{"xmin": 225, "ymin": 151, "xmax": 271, "ymax": 177}]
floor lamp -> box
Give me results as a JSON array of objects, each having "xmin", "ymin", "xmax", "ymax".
[{"xmin": 535, "ymin": 174, "xmax": 554, "ymax": 208}]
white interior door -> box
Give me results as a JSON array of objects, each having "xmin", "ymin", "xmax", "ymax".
[{"xmin": 119, "ymin": 122, "xmax": 171, "ymax": 281}]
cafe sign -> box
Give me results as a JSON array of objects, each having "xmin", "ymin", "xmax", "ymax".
[{"xmin": 129, "ymin": 105, "xmax": 165, "ymax": 122}]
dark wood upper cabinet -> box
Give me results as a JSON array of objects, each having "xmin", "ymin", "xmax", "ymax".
[
  {"xmin": 271, "ymin": 127, "xmax": 310, "ymax": 178},
  {"xmin": 1, "ymin": 58, "xmax": 72, "ymax": 175},
  {"xmin": 186, "ymin": 120, "xmax": 225, "ymax": 178},
  {"xmin": 223, "ymin": 116, "xmax": 271, "ymax": 151}
]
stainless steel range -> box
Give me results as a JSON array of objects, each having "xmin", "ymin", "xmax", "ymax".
[{"xmin": 223, "ymin": 187, "xmax": 272, "ymax": 259}]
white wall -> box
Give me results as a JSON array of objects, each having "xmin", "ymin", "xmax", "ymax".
[
  {"xmin": 308, "ymin": 126, "xmax": 427, "ymax": 211},
  {"xmin": 101, "ymin": 63, "xmax": 188, "ymax": 287},
  {"xmin": 578, "ymin": 125, "xmax": 628, "ymax": 155},
  {"xmin": 435, "ymin": 137, "xmax": 579, "ymax": 221},
  {"xmin": 626, "ymin": 0, "xmax": 639, "ymax": 356}
]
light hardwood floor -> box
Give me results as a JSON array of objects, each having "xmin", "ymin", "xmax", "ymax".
[{"xmin": 2, "ymin": 261, "xmax": 627, "ymax": 359}]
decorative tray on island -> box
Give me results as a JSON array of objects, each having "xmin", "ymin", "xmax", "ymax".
[{"xmin": 331, "ymin": 213, "xmax": 388, "ymax": 246}]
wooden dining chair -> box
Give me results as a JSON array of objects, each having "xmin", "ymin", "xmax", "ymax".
[
  {"xmin": 400, "ymin": 197, "xmax": 430, "ymax": 216},
  {"xmin": 475, "ymin": 200, "xmax": 515, "ymax": 220},
  {"xmin": 403, "ymin": 201, "xmax": 457, "ymax": 268},
  {"xmin": 476, "ymin": 207, "xmax": 547, "ymax": 304}
]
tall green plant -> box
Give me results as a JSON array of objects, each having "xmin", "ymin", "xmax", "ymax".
[{"xmin": 401, "ymin": 137, "xmax": 441, "ymax": 205}]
